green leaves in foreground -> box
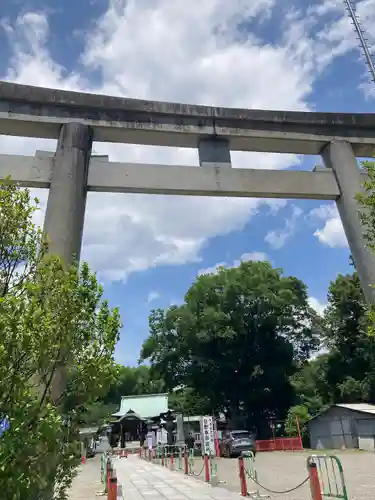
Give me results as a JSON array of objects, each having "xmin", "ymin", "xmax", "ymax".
[{"xmin": 0, "ymin": 180, "xmax": 121, "ymax": 499}]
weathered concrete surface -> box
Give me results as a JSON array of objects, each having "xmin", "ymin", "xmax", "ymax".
[
  {"xmin": 0, "ymin": 153, "xmax": 345, "ymax": 200},
  {"xmin": 1, "ymin": 81, "xmax": 375, "ymax": 155},
  {"xmin": 198, "ymin": 138, "xmax": 232, "ymax": 168},
  {"xmin": 322, "ymin": 140, "xmax": 375, "ymax": 305},
  {"xmin": 43, "ymin": 123, "xmax": 92, "ymax": 264}
]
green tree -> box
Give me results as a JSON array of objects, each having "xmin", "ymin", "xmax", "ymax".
[
  {"xmin": 0, "ymin": 182, "xmax": 46, "ymax": 297},
  {"xmin": 103, "ymin": 364, "xmax": 165, "ymax": 407},
  {"xmin": 78, "ymin": 401, "xmax": 118, "ymax": 426},
  {"xmin": 168, "ymin": 386, "xmax": 212, "ymax": 416},
  {"xmin": 290, "ymin": 354, "xmax": 331, "ymax": 415},
  {"xmin": 141, "ymin": 261, "xmax": 322, "ymax": 434},
  {"xmin": 357, "ymin": 159, "xmax": 375, "ymax": 343},
  {"xmin": 288, "ymin": 266, "xmax": 375, "ymax": 423},
  {"xmin": 323, "ymin": 271, "xmax": 375, "ymax": 403},
  {"xmin": 357, "ymin": 160, "xmax": 375, "ymax": 254},
  {"xmin": 0, "ymin": 181, "xmax": 121, "ymax": 499},
  {"xmin": 284, "ymin": 404, "xmax": 311, "ymax": 442}
]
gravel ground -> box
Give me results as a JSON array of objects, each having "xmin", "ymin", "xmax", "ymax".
[{"xmin": 189, "ymin": 451, "xmax": 375, "ymax": 500}]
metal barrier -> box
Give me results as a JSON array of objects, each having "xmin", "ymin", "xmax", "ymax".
[
  {"xmin": 241, "ymin": 452, "xmax": 270, "ymax": 499},
  {"xmin": 188, "ymin": 453, "xmax": 211, "ymax": 483},
  {"xmin": 142, "ymin": 445, "xmax": 183, "ymax": 469},
  {"xmin": 256, "ymin": 437, "xmax": 303, "ymax": 452},
  {"xmin": 152, "ymin": 445, "xmax": 187, "ymax": 470},
  {"xmin": 100, "ymin": 453, "xmax": 106, "ymax": 486},
  {"xmin": 240, "ymin": 453, "xmax": 310, "ymax": 498},
  {"xmin": 98, "ymin": 454, "xmax": 118, "ymax": 500},
  {"xmin": 210, "ymin": 454, "xmax": 218, "ymax": 486},
  {"xmin": 188, "ymin": 448, "xmax": 195, "ymax": 467},
  {"xmin": 140, "ymin": 445, "xmax": 217, "ymax": 485},
  {"xmin": 307, "ymin": 455, "xmax": 349, "ymax": 500}
]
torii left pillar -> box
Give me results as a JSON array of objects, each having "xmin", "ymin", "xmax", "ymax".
[
  {"xmin": 43, "ymin": 122, "xmax": 92, "ymax": 401},
  {"xmin": 44, "ymin": 122, "xmax": 93, "ymax": 263}
]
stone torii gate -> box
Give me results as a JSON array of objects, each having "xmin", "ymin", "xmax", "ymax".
[{"xmin": 1, "ymin": 81, "xmax": 375, "ymax": 303}]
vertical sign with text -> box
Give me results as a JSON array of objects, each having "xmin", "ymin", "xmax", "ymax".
[{"xmin": 200, "ymin": 416, "xmax": 216, "ymax": 457}]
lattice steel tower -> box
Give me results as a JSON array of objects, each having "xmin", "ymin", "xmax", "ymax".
[{"xmin": 344, "ymin": 0, "xmax": 375, "ymax": 83}]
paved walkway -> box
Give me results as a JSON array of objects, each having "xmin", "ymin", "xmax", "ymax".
[
  {"xmin": 115, "ymin": 455, "xmax": 240, "ymax": 500},
  {"xmin": 68, "ymin": 456, "xmax": 103, "ymax": 499}
]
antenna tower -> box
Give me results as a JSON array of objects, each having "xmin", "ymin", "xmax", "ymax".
[{"xmin": 344, "ymin": 0, "xmax": 375, "ymax": 83}]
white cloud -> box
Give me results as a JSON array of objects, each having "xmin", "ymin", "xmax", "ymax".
[
  {"xmin": 314, "ymin": 218, "xmax": 348, "ymax": 248},
  {"xmin": 308, "ymin": 296, "xmax": 327, "ymax": 316},
  {"xmin": 198, "ymin": 251, "xmax": 268, "ymax": 275},
  {"xmin": 238, "ymin": 252, "xmax": 269, "ymax": 264},
  {"xmin": 265, "ymin": 205, "xmax": 303, "ymax": 249},
  {"xmin": 310, "ymin": 203, "xmax": 348, "ymax": 248},
  {"xmin": 0, "ymin": 1, "xmax": 373, "ymax": 281},
  {"xmin": 147, "ymin": 291, "xmax": 160, "ymax": 303},
  {"xmin": 307, "ymin": 0, "xmax": 375, "ymax": 84}
]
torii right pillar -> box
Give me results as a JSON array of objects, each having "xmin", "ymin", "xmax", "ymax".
[{"xmin": 322, "ymin": 139, "xmax": 375, "ymax": 305}]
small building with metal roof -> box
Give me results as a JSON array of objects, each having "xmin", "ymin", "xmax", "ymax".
[
  {"xmin": 110, "ymin": 393, "xmax": 172, "ymax": 448},
  {"xmin": 308, "ymin": 403, "xmax": 375, "ymax": 451},
  {"xmin": 112, "ymin": 393, "xmax": 169, "ymax": 420}
]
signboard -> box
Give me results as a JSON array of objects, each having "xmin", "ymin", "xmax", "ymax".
[
  {"xmin": 147, "ymin": 431, "xmax": 154, "ymax": 450},
  {"xmin": 200, "ymin": 416, "xmax": 216, "ymax": 457},
  {"xmin": 157, "ymin": 427, "xmax": 167, "ymax": 444}
]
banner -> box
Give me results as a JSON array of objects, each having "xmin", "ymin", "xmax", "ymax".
[{"xmin": 200, "ymin": 416, "xmax": 216, "ymax": 456}]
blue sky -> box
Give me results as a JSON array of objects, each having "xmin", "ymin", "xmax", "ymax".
[{"xmin": 1, "ymin": 0, "xmax": 375, "ymax": 365}]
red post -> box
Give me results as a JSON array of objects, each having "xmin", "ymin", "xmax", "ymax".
[
  {"xmin": 139, "ymin": 447, "xmax": 142, "ymax": 458},
  {"xmin": 184, "ymin": 452, "xmax": 189, "ymax": 475},
  {"xmin": 109, "ymin": 476, "xmax": 117, "ymax": 500},
  {"xmin": 213, "ymin": 419, "xmax": 220, "ymax": 457},
  {"xmin": 308, "ymin": 461, "xmax": 323, "ymax": 500},
  {"xmin": 170, "ymin": 453, "xmax": 174, "ymax": 471},
  {"xmin": 161, "ymin": 447, "xmax": 164, "ymax": 467},
  {"xmin": 107, "ymin": 461, "xmax": 113, "ymax": 499},
  {"xmin": 238, "ymin": 457, "xmax": 247, "ymax": 497},
  {"xmin": 204, "ymin": 454, "xmax": 210, "ymax": 483},
  {"xmin": 296, "ymin": 415, "xmax": 303, "ymax": 449}
]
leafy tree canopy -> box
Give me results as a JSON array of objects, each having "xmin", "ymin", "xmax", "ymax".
[{"xmin": 140, "ymin": 261, "xmax": 322, "ymax": 433}]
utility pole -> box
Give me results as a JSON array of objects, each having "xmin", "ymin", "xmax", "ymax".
[{"xmin": 344, "ymin": 0, "xmax": 375, "ymax": 83}]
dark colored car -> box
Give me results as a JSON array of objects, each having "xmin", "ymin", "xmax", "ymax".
[
  {"xmin": 220, "ymin": 430, "xmax": 256, "ymax": 458},
  {"xmin": 86, "ymin": 446, "xmax": 96, "ymax": 458}
]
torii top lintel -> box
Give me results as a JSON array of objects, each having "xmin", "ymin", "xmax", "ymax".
[{"xmin": 0, "ymin": 81, "xmax": 375, "ymax": 156}]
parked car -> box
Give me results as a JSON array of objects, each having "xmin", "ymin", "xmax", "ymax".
[{"xmin": 220, "ymin": 430, "xmax": 256, "ymax": 458}]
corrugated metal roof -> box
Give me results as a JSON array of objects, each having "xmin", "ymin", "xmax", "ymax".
[
  {"xmin": 112, "ymin": 393, "xmax": 169, "ymax": 419},
  {"xmin": 335, "ymin": 403, "xmax": 375, "ymax": 415},
  {"xmin": 309, "ymin": 402, "xmax": 375, "ymax": 422}
]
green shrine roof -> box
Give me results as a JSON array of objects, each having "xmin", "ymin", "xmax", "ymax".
[{"xmin": 112, "ymin": 393, "xmax": 169, "ymax": 420}]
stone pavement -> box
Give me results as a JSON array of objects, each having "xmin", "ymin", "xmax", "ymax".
[
  {"xmin": 68, "ymin": 455, "xmax": 103, "ymax": 499},
  {"xmin": 114, "ymin": 454, "xmax": 240, "ymax": 500}
]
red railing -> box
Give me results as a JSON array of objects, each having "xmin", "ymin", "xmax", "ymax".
[{"xmin": 256, "ymin": 436, "xmax": 303, "ymax": 452}]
